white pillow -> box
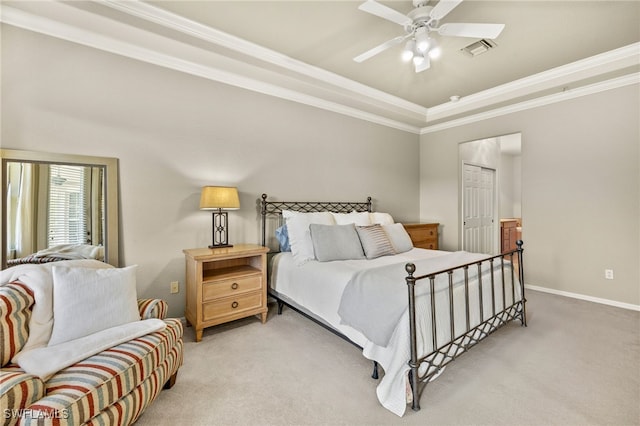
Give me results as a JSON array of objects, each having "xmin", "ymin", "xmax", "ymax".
[
  {"xmin": 332, "ymin": 211, "xmax": 372, "ymax": 226},
  {"xmin": 370, "ymin": 212, "xmax": 394, "ymax": 225},
  {"xmin": 48, "ymin": 265, "xmax": 140, "ymax": 346},
  {"xmin": 282, "ymin": 210, "xmax": 335, "ymax": 265},
  {"xmin": 383, "ymin": 223, "xmax": 414, "ymax": 253}
]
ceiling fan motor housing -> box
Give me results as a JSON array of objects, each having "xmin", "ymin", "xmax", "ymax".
[{"xmin": 407, "ymin": 5, "xmax": 437, "ymax": 33}]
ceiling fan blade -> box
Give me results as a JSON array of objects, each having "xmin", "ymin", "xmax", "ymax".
[
  {"xmin": 415, "ymin": 56, "xmax": 431, "ymax": 73},
  {"xmin": 353, "ymin": 35, "xmax": 406, "ymax": 63},
  {"xmin": 358, "ymin": 0, "xmax": 412, "ymax": 26},
  {"xmin": 429, "ymin": 0, "xmax": 463, "ymax": 21},
  {"xmin": 438, "ymin": 23, "xmax": 505, "ymax": 39}
]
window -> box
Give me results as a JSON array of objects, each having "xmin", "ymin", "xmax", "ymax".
[{"xmin": 48, "ymin": 165, "xmax": 89, "ymax": 247}]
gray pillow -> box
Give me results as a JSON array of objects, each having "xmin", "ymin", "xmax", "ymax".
[
  {"xmin": 309, "ymin": 223, "xmax": 365, "ymax": 262},
  {"xmin": 383, "ymin": 223, "xmax": 414, "ymax": 253},
  {"xmin": 356, "ymin": 224, "xmax": 396, "ymax": 259}
]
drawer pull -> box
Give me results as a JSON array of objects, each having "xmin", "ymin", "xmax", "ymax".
[
  {"xmin": 231, "ymin": 301, "xmax": 239, "ymax": 309},
  {"xmin": 231, "ymin": 282, "xmax": 239, "ymax": 290}
]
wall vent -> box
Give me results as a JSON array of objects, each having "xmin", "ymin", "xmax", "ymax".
[{"xmin": 461, "ymin": 39, "xmax": 497, "ymax": 57}]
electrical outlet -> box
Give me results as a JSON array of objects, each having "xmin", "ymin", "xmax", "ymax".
[
  {"xmin": 170, "ymin": 281, "xmax": 179, "ymax": 294},
  {"xmin": 604, "ymin": 269, "xmax": 614, "ymax": 280}
]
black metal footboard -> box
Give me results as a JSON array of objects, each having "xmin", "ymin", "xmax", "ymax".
[{"xmin": 405, "ymin": 241, "xmax": 526, "ymax": 411}]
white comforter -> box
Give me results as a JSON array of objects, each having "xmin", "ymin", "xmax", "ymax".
[{"xmin": 270, "ymin": 248, "xmax": 522, "ymax": 416}]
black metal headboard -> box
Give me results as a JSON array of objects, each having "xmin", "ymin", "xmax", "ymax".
[{"xmin": 260, "ymin": 193, "xmax": 372, "ymax": 249}]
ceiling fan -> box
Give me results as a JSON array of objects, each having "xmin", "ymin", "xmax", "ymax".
[{"xmin": 354, "ymin": 0, "xmax": 505, "ymax": 72}]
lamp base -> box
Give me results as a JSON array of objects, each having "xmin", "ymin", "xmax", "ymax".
[{"xmin": 208, "ymin": 243, "xmax": 233, "ymax": 249}]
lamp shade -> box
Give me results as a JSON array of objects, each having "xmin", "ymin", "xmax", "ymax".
[{"xmin": 199, "ymin": 186, "xmax": 240, "ymax": 210}]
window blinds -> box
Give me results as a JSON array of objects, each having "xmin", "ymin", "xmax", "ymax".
[{"xmin": 48, "ymin": 165, "xmax": 89, "ymax": 247}]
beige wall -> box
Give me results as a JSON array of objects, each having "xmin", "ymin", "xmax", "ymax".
[
  {"xmin": 1, "ymin": 26, "xmax": 421, "ymax": 317},
  {"xmin": 420, "ymin": 85, "xmax": 640, "ymax": 306}
]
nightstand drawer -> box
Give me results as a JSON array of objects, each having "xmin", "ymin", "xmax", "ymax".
[
  {"xmin": 416, "ymin": 241, "xmax": 437, "ymax": 250},
  {"xmin": 407, "ymin": 228, "xmax": 436, "ymax": 242},
  {"xmin": 203, "ymin": 274, "xmax": 262, "ymax": 301},
  {"xmin": 403, "ymin": 223, "xmax": 439, "ymax": 250},
  {"xmin": 202, "ymin": 291, "xmax": 263, "ymax": 322}
]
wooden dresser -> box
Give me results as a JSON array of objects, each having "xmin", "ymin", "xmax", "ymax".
[
  {"xmin": 402, "ymin": 223, "xmax": 439, "ymax": 250},
  {"xmin": 183, "ymin": 244, "xmax": 269, "ymax": 342},
  {"xmin": 500, "ymin": 219, "xmax": 519, "ymax": 253}
]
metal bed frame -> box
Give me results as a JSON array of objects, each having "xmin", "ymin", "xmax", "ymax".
[{"xmin": 260, "ymin": 194, "xmax": 527, "ymax": 412}]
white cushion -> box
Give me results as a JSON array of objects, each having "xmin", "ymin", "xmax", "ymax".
[
  {"xmin": 383, "ymin": 223, "xmax": 414, "ymax": 253},
  {"xmin": 370, "ymin": 212, "xmax": 395, "ymax": 225},
  {"xmin": 47, "ymin": 265, "xmax": 140, "ymax": 346},
  {"xmin": 332, "ymin": 211, "xmax": 372, "ymax": 226},
  {"xmin": 282, "ymin": 210, "xmax": 336, "ymax": 265}
]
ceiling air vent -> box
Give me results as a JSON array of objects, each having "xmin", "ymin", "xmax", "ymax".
[{"xmin": 461, "ymin": 39, "xmax": 497, "ymax": 57}]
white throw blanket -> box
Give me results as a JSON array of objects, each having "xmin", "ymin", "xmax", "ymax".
[
  {"xmin": 0, "ymin": 260, "xmax": 164, "ymax": 380},
  {"xmin": 13, "ymin": 319, "xmax": 165, "ymax": 381},
  {"xmin": 33, "ymin": 243, "xmax": 104, "ymax": 260},
  {"xmin": 338, "ymin": 251, "xmax": 489, "ymax": 346}
]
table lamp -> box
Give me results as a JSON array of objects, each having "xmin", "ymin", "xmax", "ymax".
[{"xmin": 200, "ymin": 186, "xmax": 240, "ymax": 248}]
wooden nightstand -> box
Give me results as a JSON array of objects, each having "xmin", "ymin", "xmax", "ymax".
[
  {"xmin": 402, "ymin": 223, "xmax": 439, "ymax": 250},
  {"xmin": 183, "ymin": 244, "xmax": 269, "ymax": 342}
]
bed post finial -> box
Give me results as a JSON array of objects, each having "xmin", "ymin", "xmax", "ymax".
[{"xmin": 405, "ymin": 262, "xmax": 416, "ymax": 276}]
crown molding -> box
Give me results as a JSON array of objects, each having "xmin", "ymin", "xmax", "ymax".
[
  {"xmin": 0, "ymin": 3, "xmax": 423, "ymax": 134},
  {"xmin": 98, "ymin": 0, "xmax": 429, "ymax": 119},
  {"xmin": 426, "ymin": 42, "xmax": 640, "ymax": 123},
  {"xmin": 1, "ymin": 1, "xmax": 638, "ymax": 134},
  {"xmin": 421, "ymin": 73, "xmax": 640, "ymax": 134}
]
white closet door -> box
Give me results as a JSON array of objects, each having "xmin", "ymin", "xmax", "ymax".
[{"xmin": 463, "ymin": 164, "xmax": 495, "ymax": 254}]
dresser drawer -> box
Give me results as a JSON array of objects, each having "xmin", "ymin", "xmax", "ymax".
[
  {"xmin": 407, "ymin": 227, "xmax": 437, "ymax": 242},
  {"xmin": 202, "ymin": 291, "xmax": 263, "ymax": 322},
  {"xmin": 415, "ymin": 241, "xmax": 438, "ymax": 250},
  {"xmin": 403, "ymin": 223, "xmax": 439, "ymax": 250},
  {"xmin": 203, "ymin": 274, "xmax": 262, "ymax": 301}
]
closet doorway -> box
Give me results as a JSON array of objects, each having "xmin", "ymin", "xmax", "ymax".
[{"xmin": 459, "ymin": 133, "xmax": 522, "ymax": 255}]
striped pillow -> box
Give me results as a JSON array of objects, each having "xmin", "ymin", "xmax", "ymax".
[
  {"xmin": 356, "ymin": 224, "xmax": 396, "ymax": 259},
  {"xmin": 0, "ymin": 282, "xmax": 35, "ymax": 367}
]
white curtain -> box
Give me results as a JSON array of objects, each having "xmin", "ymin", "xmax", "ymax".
[{"xmin": 7, "ymin": 162, "xmax": 38, "ymax": 258}]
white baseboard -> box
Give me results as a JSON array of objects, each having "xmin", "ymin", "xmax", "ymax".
[{"xmin": 525, "ymin": 284, "xmax": 640, "ymax": 312}]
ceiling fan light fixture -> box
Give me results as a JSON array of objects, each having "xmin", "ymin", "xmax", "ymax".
[
  {"xmin": 414, "ymin": 26, "xmax": 430, "ymax": 52},
  {"xmin": 412, "ymin": 51, "xmax": 425, "ymax": 66},
  {"xmin": 427, "ymin": 38, "xmax": 441, "ymax": 59},
  {"xmin": 401, "ymin": 39, "xmax": 416, "ymax": 62}
]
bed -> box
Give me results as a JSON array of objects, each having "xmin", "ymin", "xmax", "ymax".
[
  {"xmin": 260, "ymin": 194, "xmax": 526, "ymax": 416},
  {"xmin": 6, "ymin": 243, "xmax": 105, "ymax": 266}
]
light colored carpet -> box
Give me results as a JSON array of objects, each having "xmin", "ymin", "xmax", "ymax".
[{"xmin": 136, "ymin": 290, "xmax": 640, "ymax": 425}]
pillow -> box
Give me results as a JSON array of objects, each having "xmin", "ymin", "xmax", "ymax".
[
  {"xmin": 0, "ymin": 283, "xmax": 35, "ymax": 366},
  {"xmin": 282, "ymin": 211, "xmax": 336, "ymax": 265},
  {"xmin": 356, "ymin": 224, "xmax": 396, "ymax": 259},
  {"xmin": 370, "ymin": 212, "xmax": 394, "ymax": 225},
  {"xmin": 332, "ymin": 211, "xmax": 372, "ymax": 226},
  {"xmin": 310, "ymin": 224, "xmax": 365, "ymax": 262},
  {"xmin": 383, "ymin": 223, "xmax": 414, "ymax": 253},
  {"xmin": 275, "ymin": 225, "xmax": 291, "ymax": 252},
  {"xmin": 47, "ymin": 265, "xmax": 140, "ymax": 346}
]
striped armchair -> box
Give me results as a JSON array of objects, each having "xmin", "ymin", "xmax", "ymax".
[{"xmin": 1, "ymin": 282, "xmax": 183, "ymax": 426}]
